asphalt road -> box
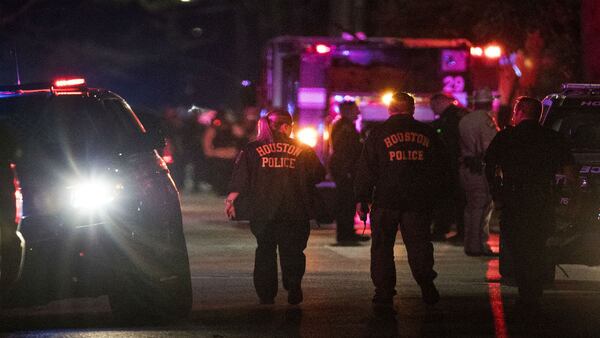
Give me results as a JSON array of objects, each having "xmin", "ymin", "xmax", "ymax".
[{"xmin": 2, "ymin": 193, "xmax": 600, "ymax": 337}]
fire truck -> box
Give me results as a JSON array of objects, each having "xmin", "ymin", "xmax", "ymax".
[{"xmin": 259, "ymin": 36, "xmax": 502, "ymax": 159}]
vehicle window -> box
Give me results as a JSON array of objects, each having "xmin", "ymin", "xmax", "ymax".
[
  {"xmin": 551, "ymin": 108, "xmax": 600, "ymax": 150},
  {"xmin": 100, "ymin": 99, "xmax": 146, "ymax": 150},
  {"xmin": 0, "ymin": 95, "xmax": 146, "ymax": 158}
]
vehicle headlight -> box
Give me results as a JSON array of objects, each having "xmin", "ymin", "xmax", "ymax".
[
  {"xmin": 67, "ymin": 179, "xmax": 122, "ymax": 210},
  {"xmin": 296, "ymin": 127, "xmax": 319, "ymax": 147}
]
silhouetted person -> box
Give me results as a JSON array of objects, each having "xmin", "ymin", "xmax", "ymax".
[
  {"xmin": 329, "ymin": 101, "xmax": 369, "ymax": 244},
  {"xmin": 226, "ymin": 109, "xmax": 325, "ymax": 305},
  {"xmin": 204, "ymin": 110, "xmax": 240, "ymax": 196},
  {"xmin": 485, "ymin": 96, "xmax": 575, "ymax": 309},
  {"xmin": 429, "ymin": 93, "xmax": 470, "ymax": 242},
  {"xmin": 459, "ymin": 89, "xmax": 498, "ymax": 256},
  {"xmin": 355, "ymin": 92, "xmax": 448, "ymax": 316}
]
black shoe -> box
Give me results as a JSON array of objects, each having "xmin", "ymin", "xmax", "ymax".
[
  {"xmin": 372, "ymin": 303, "xmax": 397, "ymax": 317},
  {"xmin": 339, "ymin": 234, "xmax": 370, "ymax": 242},
  {"xmin": 420, "ymin": 282, "xmax": 440, "ymax": 305},
  {"xmin": 335, "ymin": 240, "xmax": 362, "ymax": 246},
  {"xmin": 288, "ymin": 288, "xmax": 303, "ymax": 305},
  {"xmin": 481, "ymin": 248, "xmax": 499, "ymax": 257}
]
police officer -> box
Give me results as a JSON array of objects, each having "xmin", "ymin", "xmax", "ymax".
[
  {"xmin": 430, "ymin": 93, "xmax": 470, "ymax": 242},
  {"xmin": 355, "ymin": 92, "xmax": 448, "ymax": 315},
  {"xmin": 225, "ymin": 109, "xmax": 325, "ymax": 305},
  {"xmin": 329, "ymin": 101, "xmax": 369, "ymax": 244},
  {"xmin": 459, "ymin": 89, "xmax": 498, "ymax": 256},
  {"xmin": 485, "ymin": 97, "xmax": 575, "ymax": 309}
]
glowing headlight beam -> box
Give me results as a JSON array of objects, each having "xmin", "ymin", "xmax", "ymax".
[
  {"xmin": 68, "ymin": 179, "xmax": 120, "ymax": 210},
  {"xmin": 382, "ymin": 92, "xmax": 394, "ymax": 106},
  {"xmin": 296, "ymin": 127, "xmax": 319, "ymax": 147}
]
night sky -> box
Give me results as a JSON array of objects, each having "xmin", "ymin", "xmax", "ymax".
[{"xmin": 0, "ymin": 1, "xmax": 272, "ymax": 112}]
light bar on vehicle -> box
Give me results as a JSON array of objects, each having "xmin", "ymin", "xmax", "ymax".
[
  {"xmin": 54, "ymin": 78, "xmax": 86, "ymax": 88},
  {"xmin": 470, "ymin": 47, "xmax": 483, "ymax": 57},
  {"xmin": 562, "ymin": 83, "xmax": 600, "ymax": 90},
  {"xmin": 315, "ymin": 44, "xmax": 331, "ymax": 54},
  {"xmin": 483, "ymin": 45, "xmax": 502, "ymax": 58}
]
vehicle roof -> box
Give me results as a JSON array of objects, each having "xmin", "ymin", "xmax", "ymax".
[
  {"xmin": 0, "ymin": 82, "xmax": 120, "ymax": 101},
  {"xmin": 268, "ymin": 35, "xmax": 472, "ymax": 49},
  {"xmin": 541, "ymin": 83, "xmax": 600, "ymax": 124}
]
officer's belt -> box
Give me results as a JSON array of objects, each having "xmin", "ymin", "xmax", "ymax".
[{"xmin": 503, "ymin": 181, "xmax": 552, "ymax": 193}]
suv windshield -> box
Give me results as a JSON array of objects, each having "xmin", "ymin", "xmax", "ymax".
[
  {"xmin": 0, "ymin": 94, "xmax": 145, "ymax": 159},
  {"xmin": 547, "ymin": 107, "xmax": 600, "ymax": 151}
]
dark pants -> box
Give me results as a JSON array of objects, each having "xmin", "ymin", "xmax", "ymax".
[
  {"xmin": 432, "ymin": 173, "xmax": 465, "ymax": 238},
  {"xmin": 370, "ymin": 208, "xmax": 437, "ymax": 303},
  {"xmin": 334, "ymin": 177, "xmax": 356, "ymax": 241},
  {"xmin": 250, "ymin": 219, "xmax": 310, "ymax": 301},
  {"xmin": 208, "ymin": 158, "xmax": 234, "ymax": 196},
  {"xmin": 502, "ymin": 195, "xmax": 553, "ymax": 303}
]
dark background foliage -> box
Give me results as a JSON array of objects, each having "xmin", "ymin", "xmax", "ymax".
[{"xmin": 0, "ymin": 0, "xmax": 590, "ymax": 110}]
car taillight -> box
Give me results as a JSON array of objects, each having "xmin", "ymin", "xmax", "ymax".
[{"xmin": 52, "ymin": 78, "xmax": 87, "ymax": 95}]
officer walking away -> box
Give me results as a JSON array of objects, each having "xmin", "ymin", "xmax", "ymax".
[
  {"xmin": 485, "ymin": 97, "xmax": 574, "ymax": 309},
  {"xmin": 459, "ymin": 89, "xmax": 498, "ymax": 256},
  {"xmin": 225, "ymin": 109, "xmax": 325, "ymax": 305},
  {"xmin": 429, "ymin": 93, "xmax": 470, "ymax": 242},
  {"xmin": 329, "ymin": 101, "xmax": 370, "ymax": 244},
  {"xmin": 355, "ymin": 92, "xmax": 449, "ymax": 316}
]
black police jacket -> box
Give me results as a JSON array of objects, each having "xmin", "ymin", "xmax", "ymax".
[
  {"xmin": 355, "ymin": 114, "xmax": 450, "ymax": 210},
  {"xmin": 229, "ymin": 136, "xmax": 325, "ymax": 222},
  {"xmin": 431, "ymin": 105, "xmax": 470, "ymax": 171},
  {"xmin": 485, "ymin": 120, "xmax": 574, "ymax": 195},
  {"xmin": 329, "ymin": 118, "xmax": 362, "ymax": 181}
]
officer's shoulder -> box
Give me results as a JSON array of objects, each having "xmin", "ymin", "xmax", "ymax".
[
  {"xmin": 246, "ymin": 140, "xmax": 262, "ymax": 149},
  {"xmin": 412, "ymin": 119, "xmax": 438, "ymax": 134},
  {"xmin": 288, "ymin": 138, "xmax": 312, "ymax": 152}
]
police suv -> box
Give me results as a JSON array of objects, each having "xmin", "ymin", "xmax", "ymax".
[
  {"xmin": 541, "ymin": 83, "xmax": 600, "ymax": 267},
  {"xmin": 0, "ymin": 78, "xmax": 192, "ymax": 320}
]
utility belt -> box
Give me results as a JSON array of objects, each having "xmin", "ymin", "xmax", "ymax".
[{"xmin": 498, "ymin": 178, "xmax": 555, "ymax": 195}]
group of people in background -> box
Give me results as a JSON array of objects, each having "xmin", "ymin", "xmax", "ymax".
[
  {"xmin": 166, "ymin": 88, "xmax": 571, "ymax": 315},
  {"xmin": 160, "ymin": 105, "xmax": 259, "ymax": 196},
  {"xmin": 326, "ymin": 90, "xmax": 573, "ymax": 314}
]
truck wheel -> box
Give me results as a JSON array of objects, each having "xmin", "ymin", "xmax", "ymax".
[{"xmin": 108, "ymin": 226, "xmax": 192, "ymax": 322}]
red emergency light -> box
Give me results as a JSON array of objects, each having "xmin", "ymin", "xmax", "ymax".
[
  {"xmin": 315, "ymin": 44, "xmax": 331, "ymax": 54},
  {"xmin": 54, "ymin": 78, "xmax": 86, "ymax": 87},
  {"xmin": 484, "ymin": 45, "xmax": 502, "ymax": 58},
  {"xmin": 470, "ymin": 45, "xmax": 502, "ymax": 59},
  {"xmin": 470, "ymin": 47, "xmax": 483, "ymax": 57}
]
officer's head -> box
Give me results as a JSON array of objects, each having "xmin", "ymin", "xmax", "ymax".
[
  {"xmin": 266, "ymin": 108, "xmax": 293, "ymax": 138},
  {"xmin": 430, "ymin": 92, "xmax": 456, "ymax": 115},
  {"xmin": 471, "ymin": 88, "xmax": 494, "ymax": 111},
  {"xmin": 388, "ymin": 92, "xmax": 415, "ymax": 116},
  {"xmin": 339, "ymin": 100, "xmax": 360, "ymax": 121},
  {"xmin": 512, "ymin": 96, "xmax": 542, "ymax": 125}
]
